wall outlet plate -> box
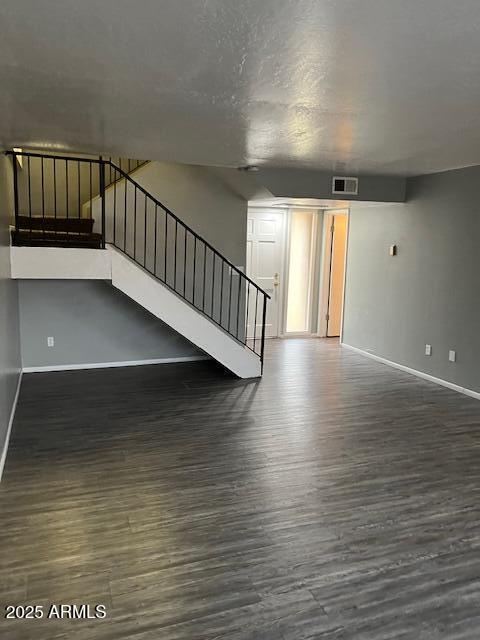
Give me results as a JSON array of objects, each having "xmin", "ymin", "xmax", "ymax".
[
  {"xmin": 47, "ymin": 336, "xmax": 54, "ymax": 347},
  {"xmin": 425, "ymin": 344, "xmax": 432, "ymax": 356}
]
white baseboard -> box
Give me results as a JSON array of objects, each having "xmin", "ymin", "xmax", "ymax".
[
  {"xmin": 0, "ymin": 371, "xmax": 23, "ymax": 482},
  {"xmin": 22, "ymin": 355, "xmax": 211, "ymax": 373},
  {"xmin": 341, "ymin": 343, "xmax": 480, "ymax": 401}
]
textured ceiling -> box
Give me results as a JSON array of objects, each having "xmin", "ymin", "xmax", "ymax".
[{"xmin": 2, "ymin": 0, "xmax": 480, "ymax": 176}]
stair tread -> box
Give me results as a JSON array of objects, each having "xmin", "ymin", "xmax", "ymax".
[
  {"xmin": 16, "ymin": 216, "xmax": 95, "ymax": 233},
  {"xmin": 14, "ymin": 230, "xmax": 102, "ymax": 239},
  {"xmin": 13, "ymin": 229, "xmax": 103, "ymax": 249},
  {"xmin": 18, "ymin": 215, "xmax": 90, "ymax": 219}
]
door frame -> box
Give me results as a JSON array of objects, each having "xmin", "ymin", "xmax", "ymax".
[
  {"xmin": 247, "ymin": 204, "xmax": 350, "ymax": 340},
  {"xmin": 316, "ymin": 209, "xmax": 350, "ymax": 340}
]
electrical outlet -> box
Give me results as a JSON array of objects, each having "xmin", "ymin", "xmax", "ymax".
[
  {"xmin": 47, "ymin": 336, "xmax": 54, "ymax": 347},
  {"xmin": 449, "ymin": 350, "xmax": 456, "ymax": 362},
  {"xmin": 425, "ymin": 344, "xmax": 432, "ymax": 356}
]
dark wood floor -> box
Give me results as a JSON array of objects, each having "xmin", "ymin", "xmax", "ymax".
[{"xmin": 2, "ymin": 339, "xmax": 480, "ymax": 639}]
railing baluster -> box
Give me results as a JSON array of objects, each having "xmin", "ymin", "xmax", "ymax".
[
  {"xmin": 245, "ymin": 282, "xmax": 250, "ymax": 345},
  {"xmin": 41, "ymin": 157, "xmax": 45, "ymax": 239},
  {"xmin": 202, "ymin": 244, "xmax": 207, "ymax": 311},
  {"xmin": 220, "ymin": 261, "xmax": 224, "ymax": 326},
  {"xmin": 192, "ymin": 236, "xmax": 197, "ymax": 305},
  {"xmin": 99, "ymin": 160, "xmax": 106, "ymax": 250},
  {"xmin": 164, "ymin": 210, "xmax": 168, "ymax": 282},
  {"xmin": 236, "ymin": 274, "xmax": 242, "ymax": 339},
  {"xmin": 228, "ymin": 267, "xmax": 233, "ymax": 333},
  {"xmin": 211, "ymin": 252, "xmax": 216, "ymax": 318},
  {"xmin": 154, "ymin": 204, "xmax": 158, "ymax": 277},
  {"xmin": 133, "ymin": 186, "xmax": 137, "ymax": 260},
  {"xmin": 144, "ymin": 195, "xmax": 147, "ymax": 268},
  {"xmin": 53, "ymin": 159, "xmax": 57, "ymax": 238},
  {"xmin": 253, "ymin": 289, "xmax": 258, "ymax": 354},
  {"xmin": 174, "ymin": 220, "xmax": 178, "ymax": 291},
  {"xmin": 77, "ymin": 160, "xmax": 81, "ymax": 219},
  {"xmin": 124, "ymin": 178, "xmax": 127, "ymax": 253},
  {"xmin": 89, "ymin": 162, "xmax": 92, "ymax": 221},
  {"xmin": 183, "ymin": 227, "xmax": 187, "ymax": 296},
  {"xmin": 26, "ymin": 156, "xmax": 31, "ymax": 244},
  {"xmin": 113, "ymin": 167, "xmax": 116, "ymax": 245},
  {"xmin": 260, "ymin": 293, "xmax": 267, "ymax": 372},
  {"xmin": 65, "ymin": 159, "xmax": 69, "ymax": 244}
]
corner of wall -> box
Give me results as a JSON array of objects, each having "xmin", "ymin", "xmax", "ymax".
[{"xmin": 0, "ymin": 152, "xmax": 23, "ymax": 481}]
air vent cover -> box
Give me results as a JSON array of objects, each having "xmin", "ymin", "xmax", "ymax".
[{"xmin": 332, "ymin": 176, "xmax": 358, "ymax": 195}]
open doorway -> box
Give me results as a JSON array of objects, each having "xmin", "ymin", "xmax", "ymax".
[
  {"xmin": 246, "ymin": 202, "xmax": 348, "ymax": 340},
  {"xmin": 284, "ymin": 209, "xmax": 317, "ymax": 335}
]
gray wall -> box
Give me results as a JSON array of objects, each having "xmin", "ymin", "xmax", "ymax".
[
  {"xmin": 0, "ymin": 154, "xmax": 21, "ymax": 457},
  {"xmin": 258, "ymin": 168, "xmax": 406, "ymax": 203},
  {"xmin": 19, "ymin": 280, "xmax": 204, "ymax": 368},
  {"xmin": 343, "ymin": 165, "xmax": 480, "ymax": 393}
]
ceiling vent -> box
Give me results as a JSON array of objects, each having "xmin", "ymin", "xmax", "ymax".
[{"xmin": 332, "ymin": 176, "xmax": 358, "ymax": 195}]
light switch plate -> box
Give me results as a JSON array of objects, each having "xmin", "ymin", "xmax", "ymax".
[{"xmin": 449, "ymin": 350, "xmax": 456, "ymax": 362}]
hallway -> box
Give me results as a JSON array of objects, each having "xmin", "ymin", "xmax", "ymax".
[{"xmin": 1, "ymin": 339, "xmax": 480, "ymax": 639}]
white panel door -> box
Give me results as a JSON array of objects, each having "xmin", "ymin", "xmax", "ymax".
[{"xmin": 246, "ymin": 209, "xmax": 284, "ymax": 338}]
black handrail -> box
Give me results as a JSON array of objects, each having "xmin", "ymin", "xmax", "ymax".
[
  {"xmin": 107, "ymin": 161, "xmax": 265, "ymax": 292},
  {"xmin": 6, "ymin": 150, "xmax": 270, "ymax": 371}
]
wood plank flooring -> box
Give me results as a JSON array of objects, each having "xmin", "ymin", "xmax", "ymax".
[{"xmin": 1, "ymin": 338, "xmax": 480, "ymax": 639}]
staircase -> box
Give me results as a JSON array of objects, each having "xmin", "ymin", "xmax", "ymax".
[{"xmin": 7, "ymin": 150, "xmax": 269, "ymax": 378}]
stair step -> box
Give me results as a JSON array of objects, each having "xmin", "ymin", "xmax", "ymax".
[
  {"xmin": 12, "ymin": 230, "xmax": 103, "ymax": 249},
  {"xmin": 17, "ymin": 216, "xmax": 94, "ymax": 233}
]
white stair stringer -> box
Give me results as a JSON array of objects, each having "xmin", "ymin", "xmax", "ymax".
[{"xmin": 108, "ymin": 247, "xmax": 261, "ymax": 379}]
